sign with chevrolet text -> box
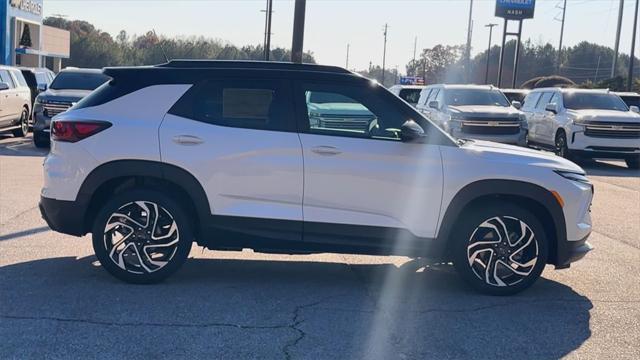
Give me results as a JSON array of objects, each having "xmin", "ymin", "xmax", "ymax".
[{"xmin": 495, "ymin": 0, "xmax": 536, "ymax": 20}]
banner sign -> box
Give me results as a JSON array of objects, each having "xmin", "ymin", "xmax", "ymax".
[{"xmin": 400, "ymin": 76, "xmax": 425, "ymax": 85}]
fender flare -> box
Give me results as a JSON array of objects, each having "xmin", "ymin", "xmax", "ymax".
[
  {"xmin": 436, "ymin": 179, "xmax": 566, "ymax": 262},
  {"xmin": 77, "ymin": 160, "xmax": 211, "ymax": 230}
]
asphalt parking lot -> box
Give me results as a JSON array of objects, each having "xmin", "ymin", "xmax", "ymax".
[{"xmin": 0, "ymin": 133, "xmax": 639, "ymax": 360}]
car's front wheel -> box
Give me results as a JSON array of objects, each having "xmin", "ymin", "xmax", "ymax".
[
  {"xmin": 33, "ymin": 131, "xmax": 49, "ymax": 148},
  {"xmin": 92, "ymin": 189, "xmax": 193, "ymax": 284},
  {"xmin": 452, "ymin": 203, "xmax": 548, "ymax": 296}
]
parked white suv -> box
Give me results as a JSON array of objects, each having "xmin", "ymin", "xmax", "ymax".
[
  {"xmin": 0, "ymin": 65, "xmax": 32, "ymax": 137},
  {"xmin": 40, "ymin": 61, "xmax": 593, "ymax": 295},
  {"xmin": 416, "ymin": 84, "xmax": 528, "ymax": 146},
  {"xmin": 522, "ymin": 88, "xmax": 640, "ymax": 169}
]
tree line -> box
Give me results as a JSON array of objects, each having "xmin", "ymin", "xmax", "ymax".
[{"xmin": 43, "ymin": 17, "xmax": 316, "ymax": 68}]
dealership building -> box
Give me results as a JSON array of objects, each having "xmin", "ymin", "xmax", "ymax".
[{"xmin": 0, "ymin": 0, "xmax": 70, "ymax": 71}]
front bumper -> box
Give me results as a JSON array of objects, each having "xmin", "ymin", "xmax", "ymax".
[
  {"xmin": 569, "ymin": 129, "xmax": 640, "ymax": 159},
  {"xmin": 451, "ymin": 128, "xmax": 527, "ymax": 145},
  {"xmin": 33, "ymin": 111, "xmax": 52, "ymax": 133},
  {"xmin": 39, "ymin": 196, "xmax": 88, "ymax": 237},
  {"xmin": 555, "ymin": 236, "xmax": 593, "ymax": 269}
]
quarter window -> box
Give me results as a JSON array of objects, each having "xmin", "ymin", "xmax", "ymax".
[{"xmin": 12, "ymin": 71, "xmax": 27, "ymax": 87}]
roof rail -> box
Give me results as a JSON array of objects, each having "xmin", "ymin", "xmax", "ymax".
[{"xmin": 156, "ymin": 59, "xmax": 352, "ymax": 74}]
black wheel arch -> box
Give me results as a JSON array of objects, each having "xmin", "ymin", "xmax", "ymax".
[
  {"xmin": 78, "ymin": 160, "xmax": 210, "ymax": 237},
  {"xmin": 436, "ymin": 179, "xmax": 567, "ymax": 265}
]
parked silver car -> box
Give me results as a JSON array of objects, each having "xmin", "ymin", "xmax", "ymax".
[{"xmin": 416, "ymin": 84, "xmax": 527, "ymax": 145}]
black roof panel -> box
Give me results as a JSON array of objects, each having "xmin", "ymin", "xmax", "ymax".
[{"xmin": 156, "ymin": 60, "xmax": 352, "ymax": 74}]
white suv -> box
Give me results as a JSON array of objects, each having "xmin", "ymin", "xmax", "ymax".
[
  {"xmin": 40, "ymin": 61, "xmax": 593, "ymax": 295},
  {"xmin": 522, "ymin": 88, "xmax": 640, "ymax": 169},
  {"xmin": 0, "ymin": 65, "xmax": 32, "ymax": 137}
]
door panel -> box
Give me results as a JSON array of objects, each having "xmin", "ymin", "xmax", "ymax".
[
  {"xmin": 161, "ymin": 115, "xmax": 304, "ymax": 222},
  {"xmin": 299, "ymin": 133, "xmax": 443, "ymax": 239}
]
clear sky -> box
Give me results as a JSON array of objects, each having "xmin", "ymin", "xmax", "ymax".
[{"xmin": 44, "ymin": 0, "xmax": 640, "ymax": 71}]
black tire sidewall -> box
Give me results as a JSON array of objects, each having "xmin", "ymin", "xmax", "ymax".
[
  {"xmin": 626, "ymin": 157, "xmax": 640, "ymax": 169},
  {"xmin": 12, "ymin": 110, "xmax": 28, "ymax": 137},
  {"xmin": 91, "ymin": 189, "xmax": 193, "ymax": 284},
  {"xmin": 555, "ymin": 131, "xmax": 569, "ymax": 159},
  {"xmin": 452, "ymin": 202, "xmax": 548, "ymax": 296},
  {"xmin": 33, "ymin": 131, "xmax": 49, "ymax": 148}
]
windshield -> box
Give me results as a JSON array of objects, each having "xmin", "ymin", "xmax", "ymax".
[
  {"xmin": 398, "ymin": 89, "xmax": 421, "ymax": 104},
  {"xmin": 50, "ymin": 72, "xmax": 110, "ymax": 91},
  {"xmin": 445, "ymin": 89, "xmax": 510, "ymax": 107},
  {"xmin": 563, "ymin": 93, "xmax": 629, "ymax": 111}
]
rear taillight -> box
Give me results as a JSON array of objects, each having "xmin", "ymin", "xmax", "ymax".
[{"xmin": 51, "ymin": 121, "xmax": 112, "ymax": 143}]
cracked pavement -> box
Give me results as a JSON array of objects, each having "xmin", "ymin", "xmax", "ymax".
[{"xmin": 1, "ymin": 134, "xmax": 639, "ymax": 359}]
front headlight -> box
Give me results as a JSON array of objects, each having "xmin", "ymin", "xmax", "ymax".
[
  {"xmin": 450, "ymin": 113, "xmax": 465, "ymax": 120},
  {"xmin": 572, "ymin": 117, "xmax": 587, "ymax": 126},
  {"xmin": 35, "ymin": 97, "xmax": 44, "ymax": 105},
  {"xmin": 555, "ymin": 170, "xmax": 590, "ymax": 184}
]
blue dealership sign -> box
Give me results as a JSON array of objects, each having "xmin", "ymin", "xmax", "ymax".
[{"xmin": 495, "ymin": 0, "xmax": 536, "ymax": 20}]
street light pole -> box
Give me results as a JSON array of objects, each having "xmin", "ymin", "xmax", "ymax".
[
  {"xmin": 291, "ymin": 0, "xmax": 306, "ymax": 63},
  {"xmin": 263, "ymin": 0, "xmax": 273, "ymax": 61},
  {"xmin": 628, "ymin": 0, "xmax": 639, "ymax": 91},
  {"xmin": 484, "ymin": 23, "xmax": 498, "ymax": 84},
  {"xmin": 346, "ymin": 43, "xmax": 350, "ymax": 69},
  {"xmin": 556, "ymin": 0, "xmax": 567, "ymax": 74},
  {"xmin": 465, "ymin": 0, "xmax": 474, "ymax": 82}
]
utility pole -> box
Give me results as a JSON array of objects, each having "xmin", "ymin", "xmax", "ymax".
[
  {"xmin": 382, "ymin": 23, "xmax": 388, "ymax": 85},
  {"xmin": 628, "ymin": 0, "xmax": 639, "ymax": 91},
  {"xmin": 556, "ymin": 0, "xmax": 567, "ymax": 74},
  {"xmin": 346, "ymin": 43, "xmax": 350, "ymax": 69},
  {"xmin": 263, "ymin": 0, "xmax": 273, "ymax": 61},
  {"xmin": 465, "ymin": 0, "xmax": 474, "ymax": 82},
  {"xmin": 413, "ymin": 36, "xmax": 417, "ymax": 75},
  {"xmin": 485, "ymin": 23, "xmax": 498, "ymax": 84},
  {"xmin": 291, "ymin": 0, "xmax": 306, "ymax": 63},
  {"xmin": 612, "ymin": 0, "xmax": 624, "ymax": 77}
]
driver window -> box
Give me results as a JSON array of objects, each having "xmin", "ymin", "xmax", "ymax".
[{"xmin": 303, "ymin": 85, "xmax": 404, "ymax": 141}]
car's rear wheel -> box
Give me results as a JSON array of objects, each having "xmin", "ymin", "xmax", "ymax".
[
  {"xmin": 626, "ymin": 157, "xmax": 640, "ymax": 170},
  {"xmin": 11, "ymin": 109, "xmax": 29, "ymax": 137},
  {"xmin": 92, "ymin": 189, "xmax": 193, "ymax": 284},
  {"xmin": 452, "ymin": 203, "xmax": 548, "ymax": 296},
  {"xmin": 33, "ymin": 131, "xmax": 49, "ymax": 148}
]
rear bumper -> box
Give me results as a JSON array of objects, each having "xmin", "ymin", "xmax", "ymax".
[
  {"xmin": 39, "ymin": 196, "xmax": 87, "ymax": 237},
  {"xmin": 555, "ymin": 236, "xmax": 593, "ymax": 269}
]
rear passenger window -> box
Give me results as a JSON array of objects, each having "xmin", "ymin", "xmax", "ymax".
[{"xmin": 169, "ymin": 79, "xmax": 293, "ymax": 131}]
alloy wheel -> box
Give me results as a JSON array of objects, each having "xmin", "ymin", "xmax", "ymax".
[
  {"xmin": 21, "ymin": 110, "xmax": 28, "ymax": 134},
  {"xmin": 466, "ymin": 216, "xmax": 539, "ymax": 287},
  {"xmin": 103, "ymin": 201, "xmax": 180, "ymax": 274},
  {"xmin": 555, "ymin": 133, "xmax": 567, "ymax": 158}
]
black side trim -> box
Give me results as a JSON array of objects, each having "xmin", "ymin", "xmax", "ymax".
[
  {"xmin": 437, "ymin": 179, "xmax": 567, "ymax": 265},
  {"xmin": 555, "ymin": 236, "xmax": 593, "ymax": 269},
  {"xmin": 199, "ymin": 215, "xmax": 438, "ymax": 257}
]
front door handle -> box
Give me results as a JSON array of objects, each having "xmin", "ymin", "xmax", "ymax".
[
  {"xmin": 173, "ymin": 135, "xmax": 204, "ymax": 146},
  {"xmin": 311, "ymin": 146, "xmax": 342, "ymax": 156}
]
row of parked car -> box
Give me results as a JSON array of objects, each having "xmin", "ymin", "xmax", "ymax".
[
  {"xmin": 0, "ymin": 65, "xmax": 110, "ymax": 147},
  {"xmin": 389, "ymin": 84, "xmax": 640, "ymax": 169}
]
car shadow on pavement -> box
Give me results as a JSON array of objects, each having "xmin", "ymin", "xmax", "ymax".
[
  {"xmin": 0, "ymin": 134, "xmax": 48, "ymax": 157},
  {"xmin": 0, "ymin": 255, "xmax": 592, "ymax": 359},
  {"xmin": 580, "ymin": 159, "xmax": 639, "ymax": 178}
]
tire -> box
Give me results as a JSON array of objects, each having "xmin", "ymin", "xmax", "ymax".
[
  {"xmin": 452, "ymin": 202, "xmax": 548, "ymax": 296},
  {"xmin": 33, "ymin": 131, "xmax": 50, "ymax": 148},
  {"xmin": 92, "ymin": 189, "xmax": 193, "ymax": 284},
  {"xmin": 626, "ymin": 157, "xmax": 640, "ymax": 170},
  {"xmin": 11, "ymin": 109, "xmax": 29, "ymax": 137},
  {"xmin": 554, "ymin": 131, "xmax": 570, "ymax": 159}
]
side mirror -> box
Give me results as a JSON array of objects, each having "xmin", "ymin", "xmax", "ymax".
[
  {"xmin": 428, "ymin": 100, "xmax": 440, "ymax": 110},
  {"xmin": 511, "ymin": 100, "xmax": 522, "ymax": 110},
  {"xmin": 400, "ymin": 120, "xmax": 426, "ymax": 143},
  {"xmin": 0, "ymin": 82, "xmax": 9, "ymax": 91},
  {"xmin": 630, "ymin": 105, "xmax": 639, "ymax": 114},
  {"xmin": 37, "ymin": 83, "xmax": 47, "ymax": 92},
  {"xmin": 545, "ymin": 102, "xmax": 559, "ymax": 114}
]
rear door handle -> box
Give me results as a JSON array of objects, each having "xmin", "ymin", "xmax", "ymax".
[
  {"xmin": 172, "ymin": 135, "xmax": 204, "ymax": 146},
  {"xmin": 311, "ymin": 146, "xmax": 342, "ymax": 156}
]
